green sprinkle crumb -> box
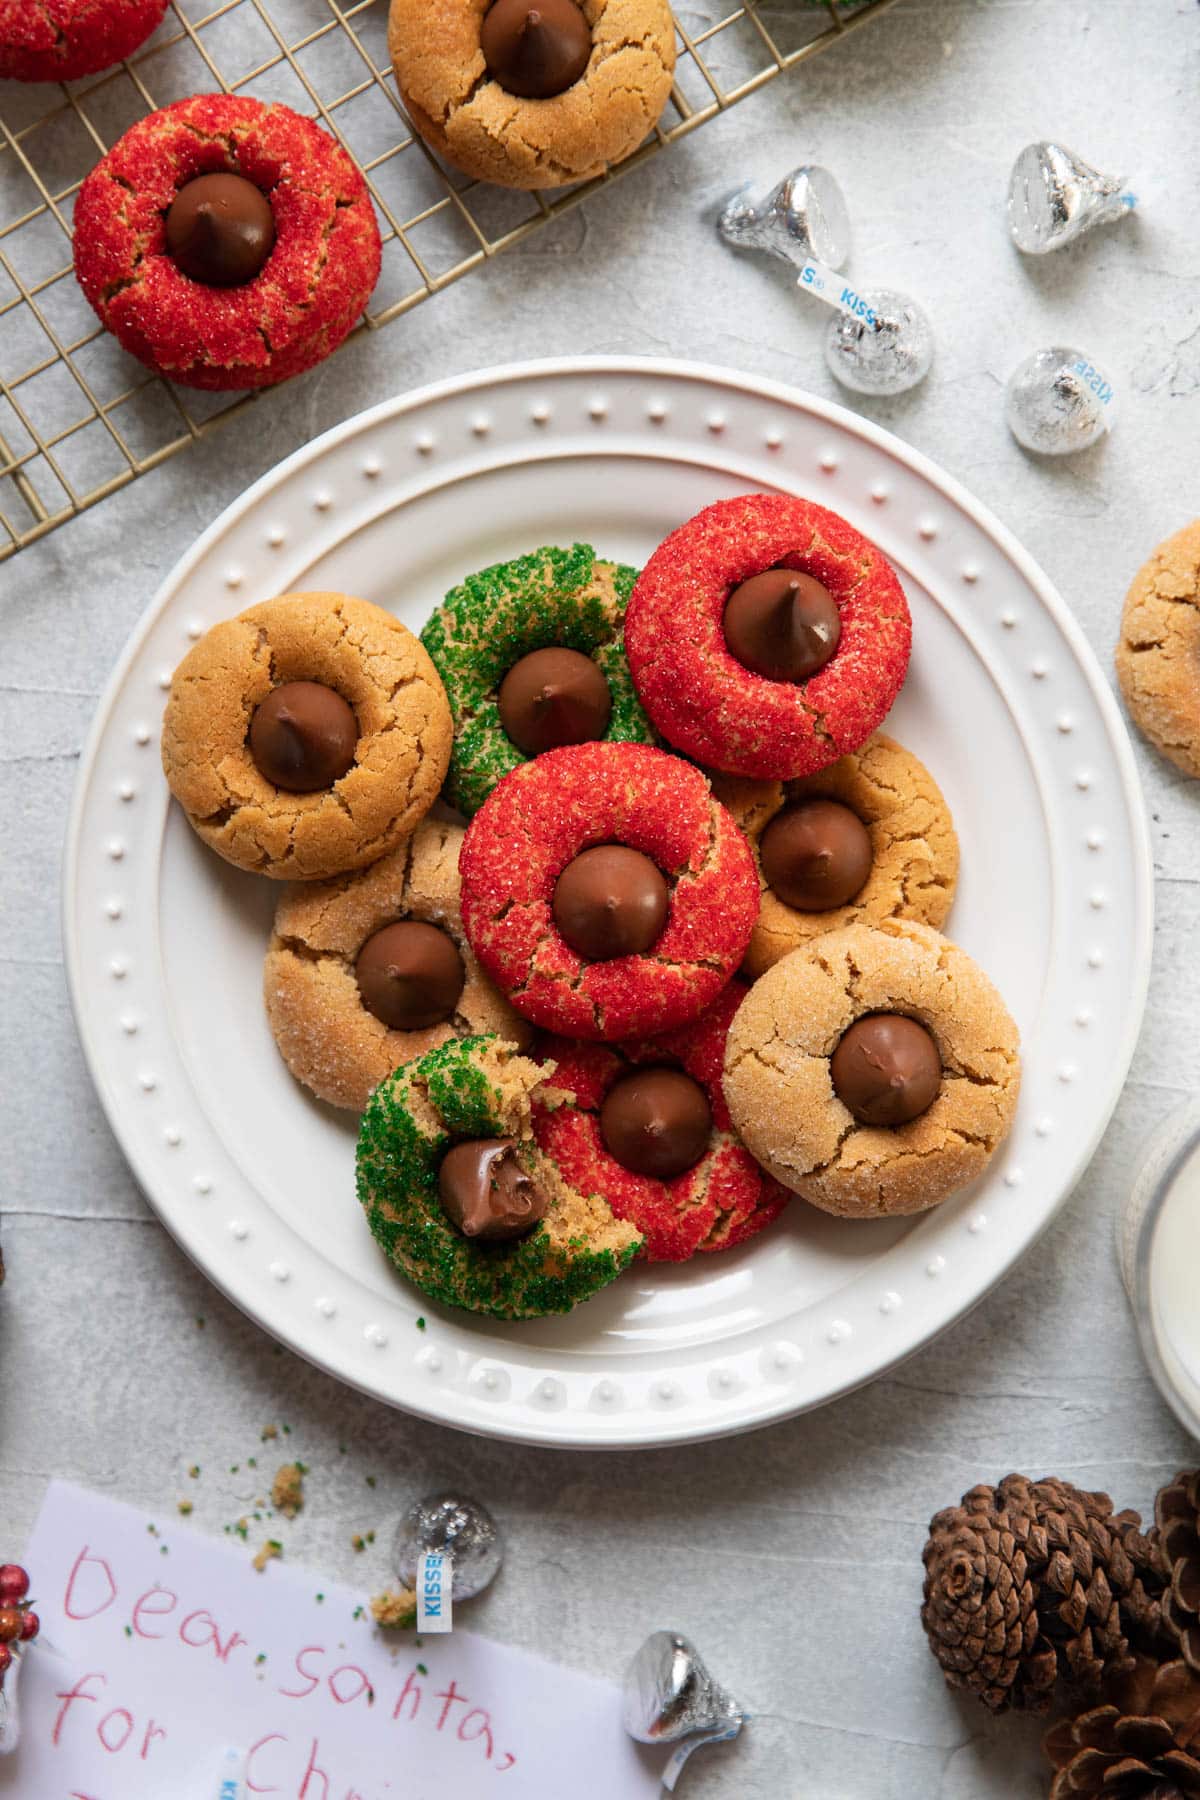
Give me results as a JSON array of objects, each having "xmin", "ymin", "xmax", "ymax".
[
  {"xmin": 416, "ymin": 1317, "xmax": 426, "ymax": 1331},
  {"xmin": 417, "ymin": 1661, "xmax": 428, "ymax": 1676},
  {"xmin": 177, "ymin": 1500, "xmax": 193, "ymax": 1517}
]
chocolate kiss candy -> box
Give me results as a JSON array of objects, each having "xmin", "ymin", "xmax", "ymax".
[
  {"xmin": 497, "ymin": 646, "xmax": 611, "ymax": 756},
  {"xmin": 723, "ymin": 568, "xmax": 841, "ymax": 683},
  {"xmin": 481, "ymin": 0, "xmax": 592, "ymax": 99},
  {"xmin": 1006, "ymin": 345, "xmax": 1113, "ymax": 456},
  {"xmin": 1007, "ymin": 141, "xmax": 1136, "ymax": 256},
  {"xmin": 394, "ymin": 1494, "xmax": 503, "ymax": 1601},
  {"xmin": 248, "ymin": 681, "xmax": 358, "ymax": 791},
  {"xmin": 600, "ymin": 1068, "xmax": 712, "ymax": 1180},
  {"xmin": 165, "ymin": 172, "xmax": 275, "ymax": 287},
  {"xmin": 623, "ymin": 1631, "xmax": 745, "ymax": 1793},
  {"xmin": 825, "ymin": 287, "xmax": 934, "ymax": 397},
  {"xmin": 355, "ymin": 921, "xmax": 465, "ymax": 1031},
  {"xmin": 438, "ymin": 1138, "xmax": 549, "ymax": 1242},
  {"xmin": 760, "ymin": 799, "xmax": 872, "ymax": 912},
  {"xmin": 718, "ymin": 164, "xmax": 851, "ymax": 271},
  {"xmin": 553, "ymin": 845, "xmax": 669, "ymax": 961},
  {"xmin": 831, "ymin": 1013, "xmax": 942, "ymax": 1128}
]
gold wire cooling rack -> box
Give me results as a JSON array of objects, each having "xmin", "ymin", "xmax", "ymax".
[{"xmin": 0, "ymin": 0, "xmax": 896, "ymax": 563}]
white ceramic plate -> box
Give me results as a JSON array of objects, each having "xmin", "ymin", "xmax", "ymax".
[{"xmin": 64, "ymin": 358, "xmax": 1152, "ymax": 1449}]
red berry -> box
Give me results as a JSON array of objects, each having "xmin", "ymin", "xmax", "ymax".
[
  {"xmin": 18, "ymin": 1610, "xmax": 39, "ymax": 1643},
  {"xmin": 0, "ymin": 1643, "xmax": 11, "ymax": 1676},
  {"xmin": 0, "ymin": 1566, "xmax": 28, "ymax": 1604},
  {"xmin": 0, "ymin": 1608, "xmax": 21, "ymax": 1643}
]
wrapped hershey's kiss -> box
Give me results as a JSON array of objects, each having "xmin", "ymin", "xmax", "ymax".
[
  {"xmin": 1006, "ymin": 345, "xmax": 1115, "ymax": 455},
  {"xmin": 824, "ymin": 286, "xmax": 934, "ymax": 397},
  {"xmin": 623, "ymin": 1630, "xmax": 745, "ymax": 1792},
  {"xmin": 394, "ymin": 1490, "xmax": 503, "ymax": 1634},
  {"xmin": 718, "ymin": 164, "xmax": 851, "ymax": 272},
  {"xmin": 1008, "ymin": 141, "xmax": 1137, "ymax": 255}
]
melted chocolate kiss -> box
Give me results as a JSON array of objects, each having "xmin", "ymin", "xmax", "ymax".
[
  {"xmin": 552, "ymin": 845, "xmax": 669, "ymax": 961},
  {"xmin": 497, "ymin": 646, "xmax": 612, "ymax": 756},
  {"xmin": 760, "ymin": 799, "xmax": 873, "ymax": 912},
  {"xmin": 723, "ymin": 568, "xmax": 841, "ymax": 682},
  {"xmin": 438, "ymin": 1138, "xmax": 549, "ymax": 1241},
  {"xmin": 355, "ymin": 921, "xmax": 465, "ymax": 1031},
  {"xmin": 248, "ymin": 681, "xmax": 358, "ymax": 791},
  {"xmin": 481, "ymin": 0, "xmax": 592, "ymax": 98},
  {"xmin": 600, "ymin": 1067, "xmax": 712, "ymax": 1179},
  {"xmin": 830, "ymin": 1013, "xmax": 942, "ymax": 1127},
  {"xmin": 165, "ymin": 172, "xmax": 275, "ymax": 287}
]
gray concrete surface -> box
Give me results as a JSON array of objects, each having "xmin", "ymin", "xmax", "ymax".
[{"xmin": 2, "ymin": 2, "xmax": 1197, "ymax": 1794}]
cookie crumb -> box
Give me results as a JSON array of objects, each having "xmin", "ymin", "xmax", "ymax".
[
  {"xmin": 253, "ymin": 1540, "xmax": 283, "ymax": 1573},
  {"xmin": 262, "ymin": 1424, "xmax": 279, "ymax": 1441},
  {"xmin": 351, "ymin": 1531, "xmax": 376, "ymax": 1553},
  {"xmin": 272, "ymin": 1463, "xmax": 305, "ymax": 1520},
  {"xmin": 370, "ymin": 1587, "xmax": 418, "ymax": 1630},
  {"xmin": 177, "ymin": 1500, "xmax": 193, "ymax": 1517}
]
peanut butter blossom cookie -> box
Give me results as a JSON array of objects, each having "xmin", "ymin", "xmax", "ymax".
[
  {"xmin": 265, "ymin": 818, "xmax": 530, "ymax": 1111},
  {"xmin": 624, "ymin": 493, "xmax": 912, "ymax": 779},
  {"xmin": 459, "ymin": 741, "xmax": 759, "ymax": 1040},
  {"xmin": 1115, "ymin": 518, "xmax": 1200, "ymax": 780},
  {"xmin": 161, "ymin": 591, "xmax": 452, "ymax": 881},
  {"xmin": 73, "ymin": 95, "xmax": 381, "ymax": 390},
  {"xmin": 0, "ymin": 0, "xmax": 166, "ymax": 80},
  {"xmin": 356, "ymin": 1034, "xmax": 642, "ymax": 1318},
  {"xmin": 419, "ymin": 543, "xmax": 654, "ymax": 816},
  {"xmin": 533, "ymin": 982, "xmax": 789, "ymax": 1263},
  {"xmin": 712, "ymin": 732, "xmax": 959, "ymax": 978},
  {"xmin": 723, "ymin": 919, "xmax": 1021, "ymax": 1218},
  {"xmin": 388, "ymin": 0, "xmax": 675, "ymax": 190}
]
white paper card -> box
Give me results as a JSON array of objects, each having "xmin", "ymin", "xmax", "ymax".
[{"xmin": 0, "ymin": 1481, "xmax": 664, "ymax": 1800}]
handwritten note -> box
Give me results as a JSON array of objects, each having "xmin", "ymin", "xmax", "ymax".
[{"xmin": 0, "ymin": 1481, "xmax": 665, "ymax": 1800}]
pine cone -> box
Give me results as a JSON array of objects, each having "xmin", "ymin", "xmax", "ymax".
[
  {"xmin": 1157, "ymin": 1471, "xmax": 1200, "ymax": 1673},
  {"xmin": 922, "ymin": 1474, "xmax": 1164, "ymax": 1714},
  {"xmin": 1044, "ymin": 1654, "xmax": 1200, "ymax": 1798}
]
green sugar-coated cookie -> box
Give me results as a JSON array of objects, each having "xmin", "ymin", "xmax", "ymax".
[
  {"xmin": 356, "ymin": 1034, "xmax": 642, "ymax": 1319},
  {"xmin": 420, "ymin": 544, "xmax": 655, "ymax": 816}
]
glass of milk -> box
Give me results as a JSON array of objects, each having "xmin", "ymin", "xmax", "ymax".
[{"xmin": 1120, "ymin": 1100, "xmax": 1200, "ymax": 1441}]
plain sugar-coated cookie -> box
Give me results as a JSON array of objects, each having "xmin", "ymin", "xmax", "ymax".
[
  {"xmin": 624, "ymin": 493, "xmax": 911, "ymax": 779},
  {"xmin": 1115, "ymin": 519, "xmax": 1200, "ymax": 779},
  {"xmin": 264, "ymin": 818, "xmax": 529, "ymax": 1111},
  {"xmin": 712, "ymin": 732, "xmax": 959, "ymax": 978},
  {"xmin": 356, "ymin": 1034, "xmax": 641, "ymax": 1318},
  {"xmin": 723, "ymin": 919, "xmax": 1020, "ymax": 1218},
  {"xmin": 420, "ymin": 543, "xmax": 654, "ymax": 817},
  {"xmin": 73, "ymin": 95, "xmax": 380, "ymax": 390},
  {"xmin": 388, "ymin": 0, "xmax": 675, "ymax": 190},
  {"xmin": 0, "ymin": 0, "xmax": 166, "ymax": 81},
  {"xmin": 458, "ymin": 741, "xmax": 760, "ymax": 1040},
  {"xmin": 162, "ymin": 592, "xmax": 452, "ymax": 881},
  {"xmin": 532, "ymin": 982, "xmax": 789, "ymax": 1262}
]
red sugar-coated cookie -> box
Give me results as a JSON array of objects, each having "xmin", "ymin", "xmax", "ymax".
[
  {"xmin": 73, "ymin": 94, "xmax": 381, "ymax": 391},
  {"xmin": 624, "ymin": 493, "xmax": 912, "ymax": 779},
  {"xmin": 458, "ymin": 742, "xmax": 759, "ymax": 1041},
  {"xmin": 533, "ymin": 982, "xmax": 790, "ymax": 1262},
  {"xmin": 0, "ymin": 0, "xmax": 166, "ymax": 82}
]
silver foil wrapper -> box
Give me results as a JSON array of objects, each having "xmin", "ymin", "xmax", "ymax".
[
  {"xmin": 1006, "ymin": 345, "xmax": 1112, "ymax": 455},
  {"xmin": 1007, "ymin": 141, "xmax": 1136, "ymax": 255},
  {"xmin": 623, "ymin": 1630, "xmax": 745, "ymax": 1792},
  {"xmin": 825, "ymin": 288, "xmax": 934, "ymax": 396},
  {"xmin": 719, "ymin": 165, "xmax": 851, "ymax": 271},
  {"xmin": 393, "ymin": 1493, "xmax": 502, "ymax": 1601}
]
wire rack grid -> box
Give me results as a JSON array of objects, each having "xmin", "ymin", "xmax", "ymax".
[{"xmin": 0, "ymin": 0, "xmax": 896, "ymax": 565}]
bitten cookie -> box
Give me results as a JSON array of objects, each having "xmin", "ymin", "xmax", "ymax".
[
  {"xmin": 420, "ymin": 543, "xmax": 655, "ymax": 817},
  {"xmin": 532, "ymin": 982, "xmax": 789, "ymax": 1263},
  {"xmin": 0, "ymin": 0, "xmax": 165, "ymax": 80},
  {"xmin": 265, "ymin": 817, "xmax": 530, "ymax": 1111},
  {"xmin": 1115, "ymin": 519, "xmax": 1200, "ymax": 779},
  {"xmin": 356, "ymin": 1034, "xmax": 642, "ymax": 1318},
  {"xmin": 712, "ymin": 732, "xmax": 959, "ymax": 978},
  {"xmin": 459, "ymin": 741, "xmax": 759, "ymax": 1040},
  {"xmin": 162, "ymin": 592, "xmax": 452, "ymax": 881},
  {"xmin": 73, "ymin": 94, "xmax": 380, "ymax": 390},
  {"xmin": 388, "ymin": 0, "xmax": 675, "ymax": 191},
  {"xmin": 724, "ymin": 920, "xmax": 1020, "ymax": 1218},
  {"xmin": 625, "ymin": 493, "xmax": 912, "ymax": 779}
]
